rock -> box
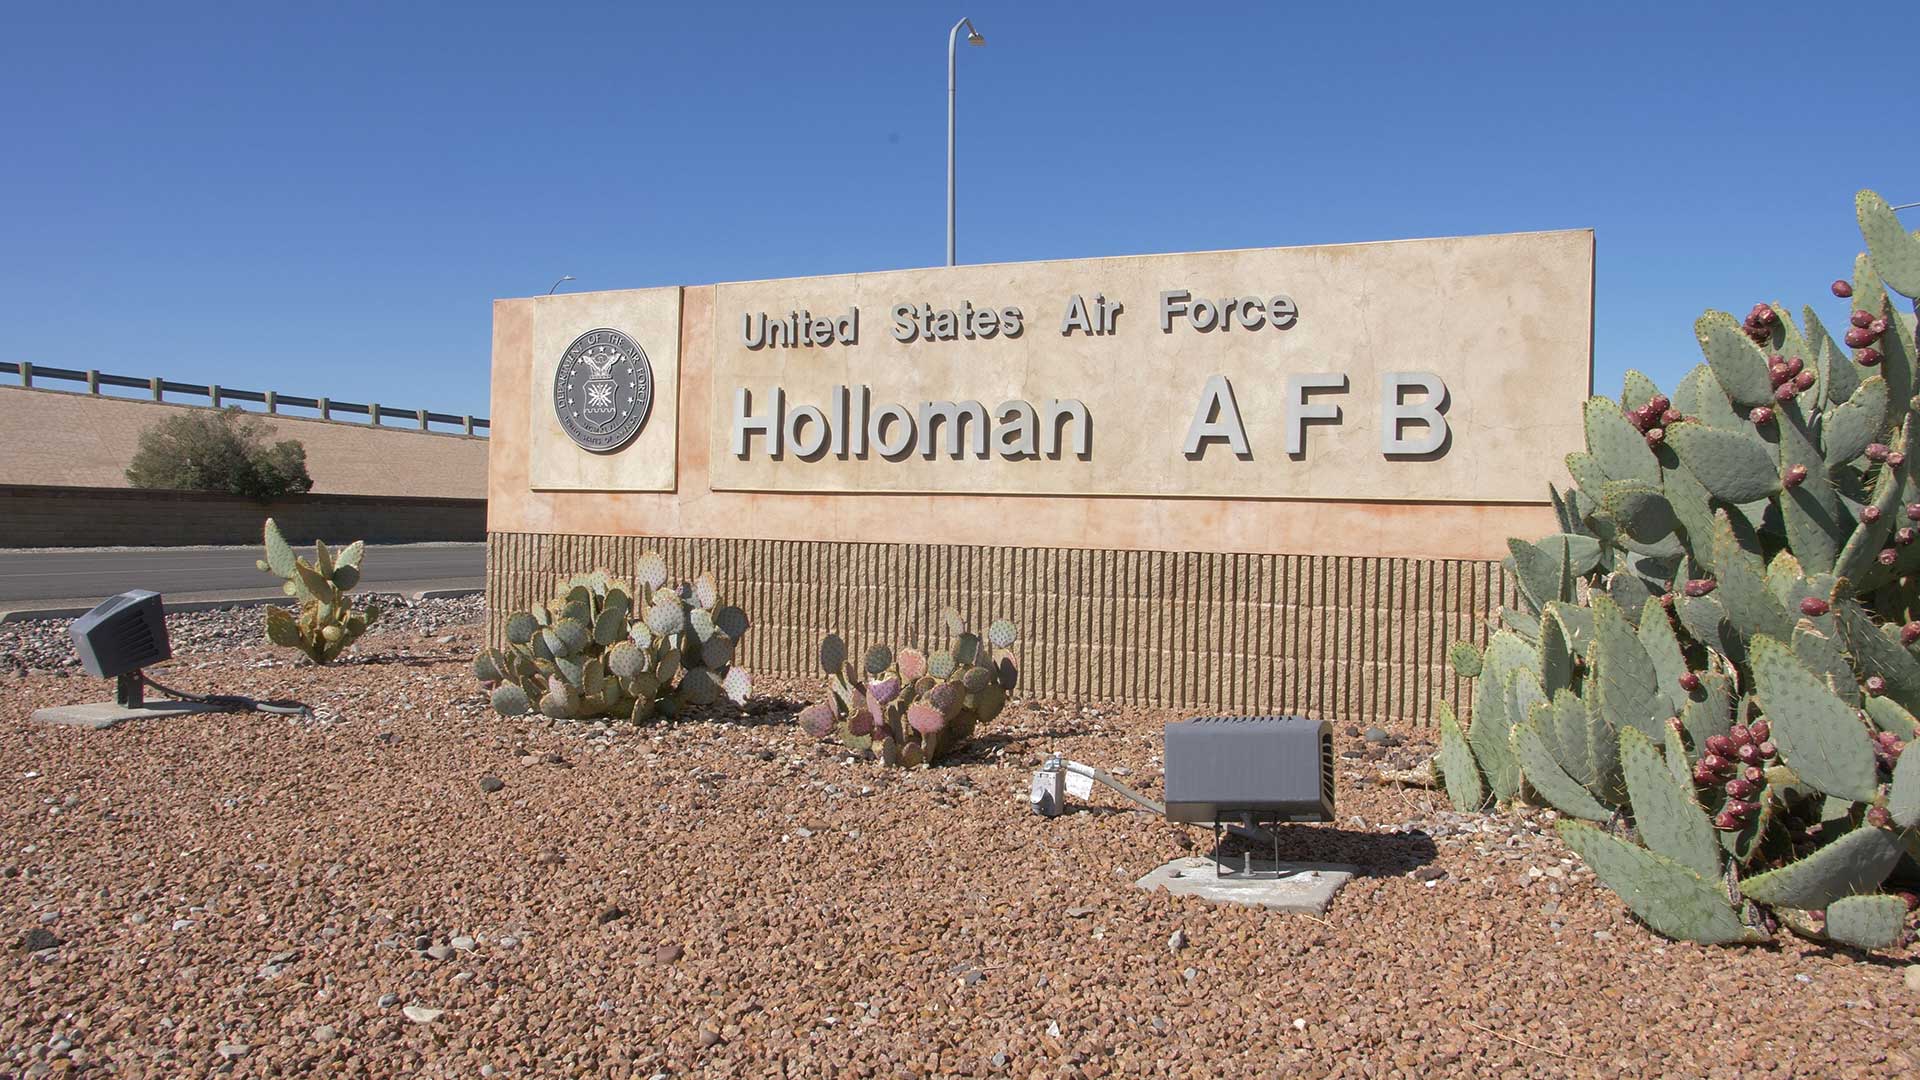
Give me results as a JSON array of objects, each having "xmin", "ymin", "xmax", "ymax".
[
  {"xmin": 1905, "ymin": 966, "xmax": 1920, "ymax": 992},
  {"xmin": 412, "ymin": 934, "xmax": 432, "ymax": 951},
  {"xmin": 1168, "ymin": 929, "xmax": 1187, "ymax": 953},
  {"xmin": 450, "ymin": 935, "xmax": 475, "ymax": 951},
  {"xmin": 498, "ymin": 936, "xmax": 519, "ymax": 949},
  {"xmin": 402, "ymin": 1006, "xmax": 443, "ymax": 1024},
  {"xmin": 1410, "ymin": 866, "xmax": 1446, "ymax": 882},
  {"xmin": 426, "ymin": 944, "xmax": 453, "ymax": 962},
  {"xmin": 654, "ymin": 943, "xmax": 684, "ymax": 964},
  {"xmin": 696, "ymin": 1027, "xmax": 722, "ymax": 1049},
  {"xmin": 18, "ymin": 927, "xmax": 63, "ymax": 952},
  {"xmin": 596, "ymin": 905, "xmax": 627, "ymax": 926},
  {"xmin": 478, "ymin": 775, "xmax": 505, "ymax": 793},
  {"xmin": 216, "ymin": 1042, "xmax": 249, "ymax": 1059},
  {"xmin": 1065, "ymin": 905, "xmax": 1098, "ymax": 918},
  {"xmin": 378, "ymin": 993, "xmax": 399, "ymax": 1008},
  {"xmin": 1364, "ymin": 727, "xmax": 1396, "ymax": 745},
  {"xmin": 311, "ymin": 1025, "xmax": 337, "ymax": 1044}
]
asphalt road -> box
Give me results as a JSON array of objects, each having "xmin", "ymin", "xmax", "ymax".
[{"xmin": 0, "ymin": 543, "xmax": 485, "ymax": 608}]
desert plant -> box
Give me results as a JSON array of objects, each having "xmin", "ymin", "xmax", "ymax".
[
  {"xmin": 256, "ymin": 517, "xmax": 380, "ymax": 663},
  {"xmin": 126, "ymin": 407, "xmax": 312, "ymax": 499},
  {"xmin": 472, "ymin": 553, "xmax": 752, "ymax": 722},
  {"xmin": 798, "ymin": 607, "xmax": 1019, "ymax": 766},
  {"xmin": 1436, "ymin": 190, "xmax": 1920, "ymax": 949}
]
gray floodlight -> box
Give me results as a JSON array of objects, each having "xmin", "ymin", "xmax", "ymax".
[
  {"xmin": 1162, "ymin": 716, "xmax": 1335, "ymax": 827},
  {"xmin": 69, "ymin": 590, "xmax": 171, "ymax": 706}
]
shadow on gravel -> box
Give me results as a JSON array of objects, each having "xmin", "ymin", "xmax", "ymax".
[
  {"xmin": 1215, "ymin": 824, "xmax": 1439, "ymax": 877},
  {"xmin": 337, "ymin": 653, "xmax": 470, "ymax": 667}
]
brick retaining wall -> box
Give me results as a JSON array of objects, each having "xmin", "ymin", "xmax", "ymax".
[{"xmin": 2, "ymin": 485, "xmax": 485, "ymax": 547}]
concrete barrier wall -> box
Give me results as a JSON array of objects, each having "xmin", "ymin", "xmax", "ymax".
[
  {"xmin": 0, "ymin": 386, "xmax": 487, "ymax": 499},
  {"xmin": 1, "ymin": 485, "xmax": 485, "ymax": 548}
]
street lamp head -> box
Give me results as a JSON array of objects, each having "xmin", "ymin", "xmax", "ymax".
[{"xmin": 967, "ymin": 28, "xmax": 984, "ymax": 45}]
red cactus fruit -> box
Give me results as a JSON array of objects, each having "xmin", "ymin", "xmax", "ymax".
[
  {"xmin": 1870, "ymin": 318, "xmax": 1888, "ymax": 336},
  {"xmin": 1833, "ymin": 279, "xmax": 1854, "ymax": 298},
  {"xmin": 1880, "ymin": 547, "xmax": 1899, "ymax": 566},
  {"xmin": 1901, "ymin": 528, "xmax": 1917, "ymax": 547},
  {"xmin": 1679, "ymin": 672, "xmax": 1702, "ymax": 693},
  {"xmin": 1903, "ymin": 621, "xmax": 1920, "ymax": 646},
  {"xmin": 1701, "ymin": 753, "xmax": 1731, "ymax": 773},
  {"xmin": 1799, "ymin": 597, "xmax": 1830, "ymax": 616},
  {"xmin": 1647, "ymin": 394, "xmax": 1670, "ymax": 415},
  {"xmin": 1736, "ymin": 742, "xmax": 1762, "ymax": 764},
  {"xmin": 1891, "ymin": 452, "xmax": 1907, "ymax": 467},
  {"xmin": 1867, "ymin": 443, "xmax": 1891, "ymax": 462},
  {"xmin": 1693, "ymin": 764, "xmax": 1719, "ymax": 786},
  {"xmin": 1725, "ymin": 778, "xmax": 1758, "ymax": 800},
  {"xmin": 1706, "ymin": 734, "xmax": 1733, "ymax": 756},
  {"xmin": 1713, "ymin": 810, "xmax": 1740, "ymax": 831},
  {"xmin": 1773, "ymin": 382, "xmax": 1798, "ymax": 402},
  {"xmin": 1749, "ymin": 405, "xmax": 1775, "ymax": 424},
  {"xmin": 1864, "ymin": 506, "xmax": 1884, "ymax": 524},
  {"xmin": 1845, "ymin": 327, "xmax": 1876, "ymax": 348},
  {"xmin": 1786, "ymin": 356, "xmax": 1805, "ymax": 377},
  {"xmin": 1645, "ymin": 427, "xmax": 1665, "ymax": 446},
  {"xmin": 1757, "ymin": 740, "xmax": 1777, "ymax": 759},
  {"xmin": 1749, "ymin": 720, "xmax": 1769, "ymax": 742},
  {"xmin": 1851, "ymin": 310, "xmax": 1875, "ymax": 329},
  {"xmin": 1783, "ymin": 464, "xmax": 1809, "ymax": 488},
  {"xmin": 1793, "ymin": 370, "xmax": 1815, "ymax": 392},
  {"xmin": 1661, "ymin": 408, "xmax": 1682, "ymax": 426},
  {"xmin": 1867, "ymin": 806, "xmax": 1894, "ymax": 829},
  {"xmin": 1684, "ymin": 578, "xmax": 1717, "ymax": 597},
  {"xmin": 1866, "ymin": 675, "xmax": 1887, "ymax": 695},
  {"xmin": 1858, "ymin": 347, "xmax": 1883, "ymax": 367},
  {"xmin": 1743, "ymin": 765, "xmax": 1764, "ymax": 784},
  {"xmin": 1729, "ymin": 724, "xmax": 1751, "ymax": 744},
  {"xmin": 1769, "ymin": 362, "xmax": 1792, "ymax": 387}
]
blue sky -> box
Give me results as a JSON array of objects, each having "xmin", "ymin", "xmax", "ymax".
[{"xmin": 2, "ymin": 2, "xmax": 1915, "ymax": 423}]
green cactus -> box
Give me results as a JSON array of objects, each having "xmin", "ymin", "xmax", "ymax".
[
  {"xmin": 797, "ymin": 608, "xmax": 1018, "ymax": 767},
  {"xmin": 256, "ymin": 518, "xmax": 380, "ymax": 664},
  {"xmin": 1435, "ymin": 190, "xmax": 1920, "ymax": 950},
  {"xmin": 472, "ymin": 552, "xmax": 752, "ymax": 722}
]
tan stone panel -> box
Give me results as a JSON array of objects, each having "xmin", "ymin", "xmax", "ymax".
[
  {"xmin": 705, "ymin": 231, "xmax": 1590, "ymax": 502},
  {"xmin": 527, "ymin": 287, "xmax": 682, "ymax": 492}
]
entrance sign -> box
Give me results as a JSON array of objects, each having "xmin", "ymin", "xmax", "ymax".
[
  {"xmin": 703, "ymin": 231, "xmax": 1590, "ymax": 502},
  {"xmin": 553, "ymin": 328, "xmax": 653, "ymax": 452}
]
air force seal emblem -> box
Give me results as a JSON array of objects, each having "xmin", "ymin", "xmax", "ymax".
[{"xmin": 554, "ymin": 328, "xmax": 652, "ymax": 452}]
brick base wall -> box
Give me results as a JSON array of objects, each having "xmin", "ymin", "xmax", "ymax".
[
  {"xmin": 485, "ymin": 531, "xmax": 1515, "ymax": 727},
  {"xmin": 1, "ymin": 485, "xmax": 486, "ymax": 547}
]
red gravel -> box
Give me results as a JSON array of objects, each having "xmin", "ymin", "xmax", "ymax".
[{"xmin": 3, "ymin": 620, "xmax": 1917, "ymax": 1078}]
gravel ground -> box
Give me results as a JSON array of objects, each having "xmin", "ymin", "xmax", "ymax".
[{"xmin": 3, "ymin": 609, "xmax": 1918, "ymax": 1078}]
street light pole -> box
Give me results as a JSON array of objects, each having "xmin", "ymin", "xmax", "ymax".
[
  {"xmin": 947, "ymin": 17, "xmax": 984, "ymax": 267},
  {"xmin": 547, "ymin": 275, "xmax": 576, "ymax": 295}
]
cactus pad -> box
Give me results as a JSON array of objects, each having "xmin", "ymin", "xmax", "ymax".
[
  {"xmin": 986, "ymin": 619, "xmax": 1017, "ymax": 649},
  {"xmin": 907, "ymin": 702, "xmax": 947, "ymax": 735},
  {"xmin": 818, "ymin": 634, "xmax": 848, "ymax": 675},
  {"xmin": 1557, "ymin": 821, "xmax": 1755, "ymax": 945},
  {"xmin": 646, "ymin": 601, "xmax": 686, "ymax": 638},
  {"xmin": 798, "ymin": 702, "xmax": 836, "ymax": 738},
  {"xmin": 1738, "ymin": 826, "xmax": 1905, "ymax": 909},
  {"xmin": 927, "ymin": 650, "xmax": 956, "ymax": 680},
  {"xmin": 636, "ymin": 550, "xmax": 668, "ymax": 590},
  {"xmin": 926, "ymin": 681, "xmax": 964, "ymax": 718},
  {"xmin": 896, "ymin": 648, "xmax": 927, "ymax": 682},
  {"xmin": 864, "ymin": 645, "xmax": 893, "ymax": 675},
  {"xmin": 692, "ymin": 571, "xmax": 719, "ymax": 612},
  {"xmin": 867, "ymin": 675, "xmax": 902, "ymax": 706},
  {"xmin": 491, "ymin": 684, "xmax": 531, "ymax": 717},
  {"xmin": 471, "ymin": 650, "xmax": 504, "ymax": 683},
  {"xmin": 1823, "ymin": 893, "xmax": 1909, "ymax": 950}
]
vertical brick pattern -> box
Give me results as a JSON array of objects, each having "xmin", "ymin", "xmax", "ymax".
[{"xmin": 485, "ymin": 532, "xmax": 1516, "ymax": 727}]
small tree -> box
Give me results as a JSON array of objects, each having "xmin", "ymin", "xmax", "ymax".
[{"xmin": 125, "ymin": 407, "xmax": 313, "ymax": 499}]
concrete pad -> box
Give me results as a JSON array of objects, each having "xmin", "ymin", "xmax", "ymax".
[
  {"xmin": 31, "ymin": 700, "xmax": 241, "ymax": 730},
  {"xmin": 1135, "ymin": 856, "xmax": 1359, "ymax": 915}
]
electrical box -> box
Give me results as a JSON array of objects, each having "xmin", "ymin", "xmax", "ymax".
[
  {"xmin": 1163, "ymin": 716, "xmax": 1334, "ymax": 825},
  {"xmin": 69, "ymin": 590, "xmax": 171, "ymax": 680}
]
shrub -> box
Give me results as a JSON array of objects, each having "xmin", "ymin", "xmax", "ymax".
[
  {"xmin": 1437, "ymin": 190, "xmax": 1920, "ymax": 949},
  {"xmin": 473, "ymin": 554, "xmax": 752, "ymax": 721},
  {"xmin": 256, "ymin": 517, "xmax": 380, "ymax": 663},
  {"xmin": 125, "ymin": 406, "xmax": 313, "ymax": 499},
  {"xmin": 798, "ymin": 607, "xmax": 1019, "ymax": 766}
]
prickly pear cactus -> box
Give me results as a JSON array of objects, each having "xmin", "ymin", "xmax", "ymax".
[
  {"xmin": 798, "ymin": 606, "xmax": 1018, "ymax": 767},
  {"xmin": 256, "ymin": 517, "xmax": 380, "ymax": 664},
  {"xmin": 1436, "ymin": 190, "xmax": 1920, "ymax": 949},
  {"xmin": 471, "ymin": 553, "xmax": 753, "ymax": 723}
]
